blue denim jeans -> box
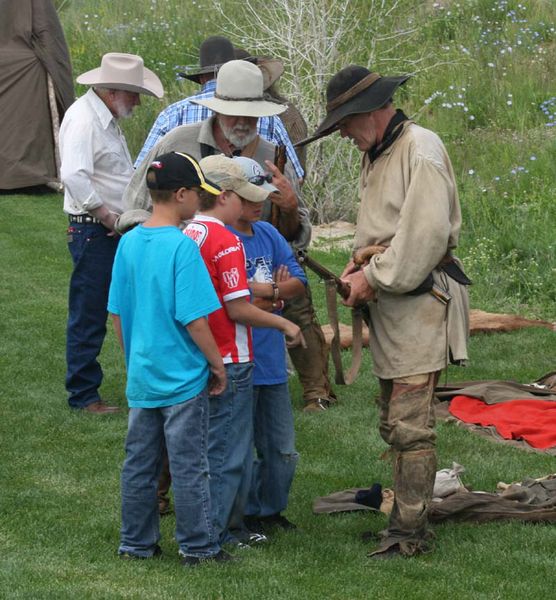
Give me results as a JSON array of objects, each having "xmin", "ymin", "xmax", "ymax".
[
  {"xmin": 246, "ymin": 383, "xmax": 299, "ymax": 517},
  {"xmin": 119, "ymin": 389, "xmax": 220, "ymax": 558},
  {"xmin": 65, "ymin": 221, "xmax": 118, "ymax": 408},
  {"xmin": 208, "ymin": 362, "xmax": 254, "ymax": 543}
]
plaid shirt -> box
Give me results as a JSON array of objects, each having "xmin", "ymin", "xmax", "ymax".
[{"xmin": 134, "ymin": 80, "xmax": 304, "ymax": 178}]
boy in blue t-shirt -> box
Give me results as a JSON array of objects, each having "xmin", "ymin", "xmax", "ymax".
[
  {"xmin": 228, "ymin": 156, "xmax": 307, "ymax": 533},
  {"xmin": 108, "ymin": 152, "xmax": 233, "ymax": 567}
]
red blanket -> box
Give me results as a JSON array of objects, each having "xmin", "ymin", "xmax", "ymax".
[{"xmin": 449, "ymin": 396, "xmax": 556, "ymax": 449}]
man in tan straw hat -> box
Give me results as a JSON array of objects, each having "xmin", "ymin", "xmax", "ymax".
[
  {"xmin": 135, "ymin": 36, "xmax": 303, "ymax": 180},
  {"xmin": 299, "ymin": 65, "xmax": 470, "ymax": 558},
  {"xmin": 123, "ymin": 59, "xmax": 336, "ymax": 419},
  {"xmin": 60, "ymin": 52, "xmax": 163, "ymax": 414}
]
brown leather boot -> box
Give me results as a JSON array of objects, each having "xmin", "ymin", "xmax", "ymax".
[{"xmin": 369, "ymin": 449, "xmax": 437, "ymax": 558}]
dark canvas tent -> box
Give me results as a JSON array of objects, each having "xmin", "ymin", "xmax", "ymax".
[{"xmin": 0, "ymin": 0, "xmax": 74, "ymax": 189}]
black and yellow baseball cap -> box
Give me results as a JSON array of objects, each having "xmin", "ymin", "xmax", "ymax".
[{"xmin": 146, "ymin": 151, "xmax": 221, "ymax": 195}]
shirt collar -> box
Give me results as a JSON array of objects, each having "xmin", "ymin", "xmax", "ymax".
[
  {"xmin": 194, "ymin": 214, "xmax": 225, "ymax": 227},
  {"xmin": 85, "ymin": 88, "xmax": 116, "ymax": 130}
]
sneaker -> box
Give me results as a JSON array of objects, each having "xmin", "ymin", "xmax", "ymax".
[
  {"xmin": 228, "ymin": 527, "xmax": 268, "ymax": 547},
  {"xmin": 243, "ymin": 516, "xmax": 263, "ymax": 535},
  {"xmin": 303, "ymin": 398, "xmax": 330, "ymax": 413},
  {"xmin": 119, "ymin": 545, "xmax": 162, "ymax": 560},
  {"xmin": 180, "ymin": 549, "xmax": 236, "ymax": 567},
  {"xmin": 258, "ymin": 513, "xmax": 297, "ymax": 531},
  {"xmin": 247, "ymin": 532, "xmax": 268, "ymax": 545}
]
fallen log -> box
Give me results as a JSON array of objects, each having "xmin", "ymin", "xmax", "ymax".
[{"xmin": 321, "ymin": 309, "xmax": 555, "ymax": 350}]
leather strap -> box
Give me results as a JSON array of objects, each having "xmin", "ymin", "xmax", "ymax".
[{"xmin": 325, "ymin": 280, "xmax": 365, "ymax": 385}]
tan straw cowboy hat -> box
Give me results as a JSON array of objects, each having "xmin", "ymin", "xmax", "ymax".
[
  {"xmin": 192, "ymin": 60, "xmax": 286, "ymax": 118},
  {"xmin": 77, "ymin": 52, "xmax": 164, "ymax": 98}
]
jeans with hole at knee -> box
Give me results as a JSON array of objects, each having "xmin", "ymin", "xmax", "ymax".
[
  {"xmin": 65, "ymin": 222, "xmax": 118, "ymax": 408},
  {"xmin": 246, "ymin": 383, "xmax": 299, "ymax": 517},
  {"xmin": 207, "ymin": 362, "xmax": 254, "ymax": 543},
  {"xmin": 119, "ymin": 389, "xmax": 220, "ymax": 558}
]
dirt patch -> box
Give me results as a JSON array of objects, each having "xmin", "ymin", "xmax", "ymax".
[{"xmin": 310, "ymin": 220, "xmax": 356, "ymax": 250}]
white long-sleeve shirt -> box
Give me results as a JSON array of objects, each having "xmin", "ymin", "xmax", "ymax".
[{"xmin": 60, "ymin": 88, "xmax": 133, "ymax": 215}]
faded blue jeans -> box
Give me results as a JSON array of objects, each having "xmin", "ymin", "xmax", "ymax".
[
  {"xmin": 208, "ymin": 362, "xmax": 254, "ymax": 543},
  {"xmin": 246, "ymin": 383, "xmax": 299, "ymax": 517},
  {"xmin": 119, "ymin": 389, "xmax": 220, "ymax": 558}
]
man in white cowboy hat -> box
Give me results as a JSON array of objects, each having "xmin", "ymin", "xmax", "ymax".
[
  {"xmin": 123, "ymin": 59, "xmax": 336, "ymax": 416},
  {"xmin": 298, "ymin": 65, "xmax": 470, "ymax": 558},
  {"xmin": 134, "ymin": 36, "xmax": 304, "ymax": 180},
  {"xmin": 60, "ymin": 52, "xmax": 163, "ymax": 414}
]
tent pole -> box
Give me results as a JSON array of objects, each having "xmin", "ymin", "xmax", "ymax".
[{"xmin": 47, "ymin": 73, "xmax": 63, "ymax": 192}]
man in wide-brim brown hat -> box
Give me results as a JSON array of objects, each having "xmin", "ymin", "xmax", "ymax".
[{"xmin": 301, "ymin": 65, "xmax": 470, "ymax": 558}]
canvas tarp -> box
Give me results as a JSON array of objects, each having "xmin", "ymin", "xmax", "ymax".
[{"xmin": 0, "ymin": 0, "xmax": 74, "ymax": 189}]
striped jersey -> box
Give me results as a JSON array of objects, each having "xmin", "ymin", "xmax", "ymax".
[{"xmin": 184, "ymin": 215, "xmax": 253, "ymax": 363}]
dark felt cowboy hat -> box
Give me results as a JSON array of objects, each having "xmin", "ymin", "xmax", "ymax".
[
  {"xmin": 178, "ymin": 36, "xmax": 235, "ymax": 83},
  {"xmin": 296, "ymin": 65, "xmax": 410, "ymax": 147}
]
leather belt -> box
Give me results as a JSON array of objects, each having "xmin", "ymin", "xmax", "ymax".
[{"xmin": 68, "ymin": 214, "xmax": 102, "ymax": 224}]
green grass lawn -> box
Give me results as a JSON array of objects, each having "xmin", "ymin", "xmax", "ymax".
[{"xmin": 1, "ymin": 194, "xmax": 555, "ymax": 599}]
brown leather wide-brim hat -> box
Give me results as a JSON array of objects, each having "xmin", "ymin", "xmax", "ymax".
[
  {"xmin": 296, "ymin": 65, "xmax": 410, "ymax": 147},
  {"xmin": 233, "ymin": 48, "xmax": 284, "ymax": 90},
  {"xmin": 179, "ymin": 36, "xmax": 235, "ymax": 83}
]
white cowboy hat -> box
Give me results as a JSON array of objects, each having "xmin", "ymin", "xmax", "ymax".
[
  {"xmin": 76, "ymin": 53, "xmax": 164, "ymax": 98},
  {"xmin": 192, "ymin": 60, "xmax": 286, "ymax": 118}
]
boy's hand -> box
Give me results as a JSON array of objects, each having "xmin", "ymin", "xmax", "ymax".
[
  {"xmin": 208, "ymin": 364, "xmax": 227, "ymax": 396},
  {"xmin": 283, "ymin": 322, "xmax": 306, "ymax": 349},
  {"xmin": 274, "ymin": 265, "xmax": 290, "ymax": 282}
]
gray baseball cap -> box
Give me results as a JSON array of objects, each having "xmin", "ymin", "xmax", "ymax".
[{"xmin": 232, "ymin": 156, "xmax": 278, "ymax": 194}]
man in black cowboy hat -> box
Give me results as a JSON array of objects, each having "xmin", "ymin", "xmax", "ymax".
[
  {"xmin": 135, "ymin": 36, "xmax": 304, "ymax": 180},
  {"xmin": 298, "ymin": 65, "xmax": 470, "ymax": 558}
]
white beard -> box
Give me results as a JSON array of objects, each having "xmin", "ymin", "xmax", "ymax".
[{"xmin": 219, "ymin": 121, "xmax": 258, "ymax": 149}]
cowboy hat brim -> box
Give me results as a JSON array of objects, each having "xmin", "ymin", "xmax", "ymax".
[
  {"xmin": 192, "ymin": 97, "xmax": 287, "ymax": 118},
  {"xmin": 296, "ymin": 74, "xmax": 410, "ymax": 147},
  {"xmin": 77, "ymin": 67, "xmax": 164, "ymax": 98},
  {"xmin": 178, "ymin": 64, "xmax": 226, "ymax": 83}
]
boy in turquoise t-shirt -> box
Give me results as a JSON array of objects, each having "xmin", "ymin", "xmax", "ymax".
[{"xmin": 108, "ymin": 152, "xmax": 233, "ymax": 567}]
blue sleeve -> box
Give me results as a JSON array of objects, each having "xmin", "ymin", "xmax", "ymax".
[
  {"xmin": 107, "ymin": 246, "xmax": 123, "ymax": 314},
  {"xmin": 268, "ymin": 223, "xmax": 307, "ymax": 285},
  {"xmin": 174, "ymin": 238, "xmax": 221, "ymax": 325}
]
